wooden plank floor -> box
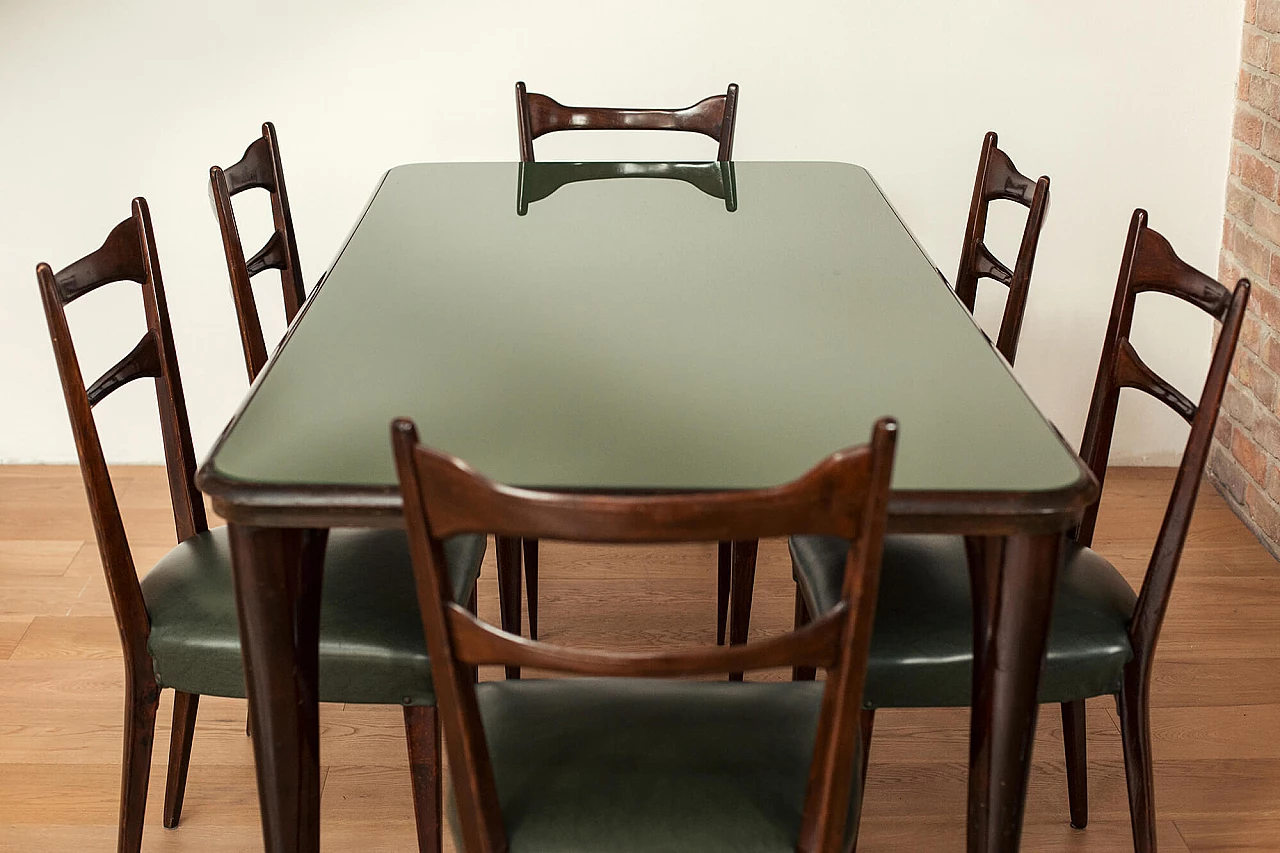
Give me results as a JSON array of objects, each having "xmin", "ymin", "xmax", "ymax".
[{"xmin": 1, "ymin": 465, "xmax": 1278, "ymax": 851}]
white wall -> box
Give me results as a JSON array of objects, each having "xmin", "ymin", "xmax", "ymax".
[{"xmin": 0, "ymin": 0, "xmax": 1244, "ymax": 465}]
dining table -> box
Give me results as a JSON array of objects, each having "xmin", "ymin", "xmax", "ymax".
[{"xmin": 196, "ymin": 158, "xmax": 1098, "ymax": 853}]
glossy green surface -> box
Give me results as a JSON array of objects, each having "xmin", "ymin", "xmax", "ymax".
[{"xmin": 208, "ymin": 161, "xmax": 1082, "ymax": 494}]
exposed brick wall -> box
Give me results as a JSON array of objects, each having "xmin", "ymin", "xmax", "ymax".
[{"xmin": 1210, "ymin": 0, "xmax": 1280, "ymax": 553}]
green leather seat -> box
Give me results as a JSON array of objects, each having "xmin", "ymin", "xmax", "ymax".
[
  {"xmin": 464, "ymin": 678, "xmax": 857, "ymax": 853},
  {"xmin": 789, "ymin": 534, "xmax": 1137, "ymax": 707},
  {"xmin": 141, "ymin": 527, "xmax": 485, "ymax": 705}
]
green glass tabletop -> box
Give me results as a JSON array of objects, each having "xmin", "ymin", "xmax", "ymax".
[{"xmin": 203, "ymin": 161, "xmax": 1086, "ymax": 503}]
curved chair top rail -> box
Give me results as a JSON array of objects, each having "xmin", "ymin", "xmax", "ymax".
[
  {"xmin": 393, "ymin": 416, "xmax": 897, "ymax": 853},
  {"xmin": 36, "ymin": 197, "xmax": 207, "ymax": 671},
  {"xmin": 209, "ymin": 121, "xmax": 305, "ymax": 380},
  {"xmin": 953, "ymin": 130, "xmax": 1051, "ymax": 364},
  {"xmin": 516, "ymin": 82, "xmax": 739, "ymax": 162},
  {"xmin": 517, "ymin": 160, "xmax": 737, "ymax": 214},
  {"xmin": 1076, "ymin": 207, "xmax": 1249, "ymax": 666}
]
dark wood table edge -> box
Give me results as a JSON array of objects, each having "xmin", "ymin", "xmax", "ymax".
[{"xmin": 200, "ymin": 471, "xmax": 1098, "ymax": 535}]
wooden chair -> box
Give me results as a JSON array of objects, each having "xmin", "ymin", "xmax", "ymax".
[
  {"xmin": 37, "ymin": 198, "xmax": 485, "ymax": 853},
  {"xmin": 788, "ymin": 209, "xmax": 1249, "ymax": 852},
  {"xmin": 391, "ymin": 416, "xmax": 898, "ymax": 853},
  {"xmin": 954, "ymin": 130, "xmax": 1051, "ymax": 364},
  {"xmin": 507, "ymin": 84, "xmax": 741, "ymax": 666},
  {"xmin": 210, "ymin": 121, "xmax": 306, "ymax": 381},
  {"xmin": 723, "ymin": 131, "xmax": 1051, "ymax": 678},
  {"xmin": 516, "ymin": 82, "xmax": 739, "ymax": 163}
]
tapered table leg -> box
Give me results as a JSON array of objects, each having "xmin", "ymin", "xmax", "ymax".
[
  {"xmin": 495, "ymin": 535, "xmax": 523, "ymax": 680},
  {"xmin": 965, "ymin": 533, "xmax": 1063, "ymax": 853},
  {"xmin": 726, "ymin": 539, "xmax": 759, "ymax": 682},
  {"xmin": 228, "ymin": 524, "xmax": 329, "ymax": 853}
]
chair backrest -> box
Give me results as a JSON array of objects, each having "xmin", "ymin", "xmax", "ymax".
[
  {"xmin": 516, "ymin": 82, "xmax": 739, "ymax": 162},
  {"xmin": 1075, "ymin": 208, "xmax": 1249, "ymax": 665},
  {"xmin": 517, "ymin": 161, "xmax": 737, "ymax": 214},
  {"xmin": 393, "ymin": 417, "xmax": 898, "ymax": 853},
  {"xmin": 36, "ymin": 197, "xmax": 207, "ymax": 672},
  {"xmin": 210, "ymin": 121, "xmax": 305, "ymax": 380},
  {"xmin": 953, "ymin": 131, "xmax": 1051, "ymax": 364}
]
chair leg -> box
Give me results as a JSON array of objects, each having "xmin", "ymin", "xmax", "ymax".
[
  {"xmin": 1119, "ymin": 674, "xmax": 1157, "ymax": 853},
  {"xmin": 495, "ymin": 535, "xmax": 523, "ymax": 679},
  {"xmin": 727, "ymin": 540, "xmax": 759, "ymax": 682},
  {"xmin": 118, "ymin": 677, "xmax": 160, "ymax": 853},
  {"xmin": 523, "ymin": 538, "xmax": 539, "ymax": 641},
  {"xmin": 404, "ymin": 706, "xmax": 443, "ymax": 853},
  {"xmin": 716, "ymin": 541, "xmax": 732, "ymax": 645},
  {"xmin": 163, "ymin": 691, "xmax": 200, "ymax": 828},
  {"xmin": 792, "ymin": 585, "xmax": 817, "ymax": 681},
  {"xmin": 849, "ymin": 708, "xmax": 875, "ymax": 853},
  {"xmin": 466, "ymin": 581, "xmax": 479, "ymax": 683},
  {"xmin": 1061, "ymin": 699, "xmax": 1088, "ymax": 829}
]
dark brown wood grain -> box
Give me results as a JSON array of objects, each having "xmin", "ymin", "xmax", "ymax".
[
  {"xmin": 37, "ymin": 198, "xmax": 206, "ymax": 853},
  {"xmin": 393, "ymin": 416, "xmax": 898, "ymax": 853},
  {"xmin": 210, "ymin": 122, "xmax": 306, "ymax": 381},
  {"xmin": 1061, "ymin": 699, "xmax": 1088, "ymax": 829},
  {"xmin": 516, "ymin": 82, "xmax": 739, "ymax": 162},
  {"xmin": 953, "ymin": 131, "xmax": 1051, "ymax": 365},
  {"xmin": 494, "ymin": 535, "xmax": 523, "ymax": 680},
  {"xmin": 404, "ymin": 705, "xmax": 443, "ymax": 853},
  {"xmin": 965, "ymin": 533, "xmax": 1064, "ymax": 853},
  {"xmin": 716, "ymin": 541, "xmax": 732, "ymax": 645},
  {"xmin": 163, "ymin": 691, "xmax": 200, "ymax": 828},
  {"xmin": 227, "ymin": 524, "xmax": 327, "ymax": 853},
  {"xmin": 38, "ymin": 199, "xmax": 446, "ymax": 853},
  {"xmin": 727, "ymin": 539, "xmax": 759, "ymax": 681},
  {"xmin": 1071, "ymin": 208, "xmax": 1250, "ymax": 853}
]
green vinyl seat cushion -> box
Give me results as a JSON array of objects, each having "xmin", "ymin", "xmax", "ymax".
[
  {"xmin": 460, "ymin": 678, "xmax": 859, "ymax": 853},
  {"xmin": 789, "ymin": 534, "xmax": 1138, "ymax": 707},
  {"xmin": 140, "ymin": 526, "xmax": 485, "ymax": 705}
]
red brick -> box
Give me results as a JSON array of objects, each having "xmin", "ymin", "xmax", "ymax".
[
  {"xmin": 1263, "ymin": 120, "xmax": 1280, "ymax": 160},
  {"xmin": 1221, "ymin": 252, "xmax": 1246, "ymax": 288},
  {"xmin": 1254, "ymin": 364, "xmax": 1277, "ymax": 409},
  {"xmin": 1216, "ymin": 415, "xmax": 1235, "ymax": 448},
  {"xmin": 1254, "ymin": 408, "xmax": 1280, "ymax": 453},
  {"xmin": 1242, "ymin": 310, "xmax": 1264, "ymax": 353},
  {"xmin": 1263, "ymin": 328, "xmax": 1280, "ymax": 372},
  {"xmin": 1238, "ymin": 351, "xmax": 1279, "ymax": 409},
  {"xmin": 1231, "ymin": 146, "xmax": 1244, "ymax": 177},
  {"xmin": 1245, "ymin": 31, "xmax": 1271, "ymax": 69},
  {"xmin": 1249, "ymin": 0, "xmax": 1259, "ymax": 24},
  {"xmin": 1266, "ymin": 461, "xmax": 1280, "ymax": 504},
  {"xmin": 1254, "ymin": 202, "xmax": 1280, "ymax": 246},
  {"xmin": 1245, "ymin": 482, "xmax": 1280, "ymax": 542},
  {"xmin": 1212, "ymin": 444, "xmax": 1248, "ymax": 503},
  {"xmin": 1236, "ymin": 109, "xmax": 1265, "ymax": 149},
  {"xmin": 1233, "ymin": 226, "xmax": 1271, "ymax": 275},
  {"xmin": 1270, "ymin": 39, "xmax": 1280, "ymax": 73},
  {"xmin": 1234, "ymin": 427, "xmax": 1270, "ymax": 482},
  {"xmin": 1247, "ymin": 73, "xmax": 1280, "ymax": 118},
  {"xmin": 1239, "ymin": 150, "xmax": 1278, "ymax": 197},
  {"xmin": 1211, "ymin": 444, "xmax": 1248, "ymax": 503},
  {"xmin": 1260, "ymin": 0, "xmax": 1280, "ymax": 33},
  {"xmin": 1241, "ymin": 69, "xmax": 1252, "ymax": 101},
  {"xmin": 1224, "ymin": 378, "xmax": 1259, "ymax": 429}
]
